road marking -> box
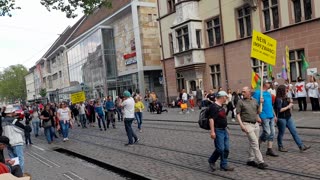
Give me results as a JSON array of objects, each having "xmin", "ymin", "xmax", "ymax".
[
  {"xmin": 68, "ymin": 172, "xmax": 85, "ymax": 180},
  {"xmin": 29, "ymin": 151, "xmax": 61, "ymax": 167},
  {"xmin": 63, "ymin": 174, "xmax": 75, "ymax": 180},
  {"xmin": 26, "ymin": 152, "xmax": 53, "ymax": 167},
  {"xmin": 32, "ymin": 145, "xmax": 45, "ymax": 151}
]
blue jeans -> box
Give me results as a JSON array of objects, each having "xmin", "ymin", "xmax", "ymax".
[
  {"xmin": 277, "ymin": 117, "xmax": 303, "ymax": 148},
  {"xmin": 44, "ymin": 127, "xmax": 53, "ymax": 143},
  {"xmin": 260, "ymin": 118, "xmax": 275, "ymax": 142},
  {"xmin": 116, "ymin": 108, "xmax": 123, "ymax": 121},
  {"xmin": 134, "ymin": 112, "xmax": 143, "ymax": 130},
  {"xmin": 32, "ymin": 120, "xmax": 40, "ymax": 136},
  {"xmin": 208, "ymin": 128, "xmax": 229, "ymax": 169},
  {"xmin": 97, "ymin": 114, "xmax": 106, "ymax": 130},
  {"xmin": 59, "ymin": 121, "xmax": 70, "ymax": 138},
  {"xmin": 79, "ymin": 114, "xmax": 87, "ymax": 127},
  {"xmin": 124, "ymin": 118, "xmax": 138, "ymax": 144},
  {"xmin": 7, "ymin": 145, "xmax": 24, "ymax": 173}
]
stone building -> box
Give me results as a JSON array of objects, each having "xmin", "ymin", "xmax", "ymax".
[{"xmin": 158, "ymin": 0, "xmax": 320, "ymax": 102}]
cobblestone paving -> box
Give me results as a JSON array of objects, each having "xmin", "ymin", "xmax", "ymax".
[{"xmin": 23, "ymin": 108, "xmax": 320, "ymax": 180}]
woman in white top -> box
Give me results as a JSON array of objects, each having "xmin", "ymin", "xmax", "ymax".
[
  {"xmin": 306, "ymin": 76, "xmax": 320, "ymax": 111},
  {"xmin": 57, "ymin": 102, "xmax": 72, "ymax": 142},
  {"xmin": 295, "ymin": 76, "xmax": 307, "ymax": 111}
]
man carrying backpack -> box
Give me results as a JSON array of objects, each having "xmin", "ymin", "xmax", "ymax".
[
  {"xmin": 208, "ymin": 91, "xmax": 234, "ymax": 171},
  {"xmin": 236, "ymin": 86, "xmax": 268, "ymax": 169}
]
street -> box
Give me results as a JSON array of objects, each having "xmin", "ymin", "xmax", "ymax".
[{"xmin": 23, "ymin": 108, "xmax": 320, "ymax": 180}]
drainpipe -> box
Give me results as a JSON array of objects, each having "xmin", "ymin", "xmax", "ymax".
[
  {"xmin": 157, "ymin": 0, "xmax": 170, "ymax": 105},
  {"xmin": 219, "ymin": 0, "xmax": 229, "ymax": 90}
]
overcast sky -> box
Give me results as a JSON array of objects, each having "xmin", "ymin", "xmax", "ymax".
[{"xmin": 0, "ymin": 0, "xmax": 82, "ymax": 70}]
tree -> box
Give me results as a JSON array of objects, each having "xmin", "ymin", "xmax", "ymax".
[
  {"xmin": 0, "ymin": 64, "xmax": 28, "ymax": 102},
  {"xmin": 39, "ymin": 88, "xmax": 47, "ymax": 98},
  {"xmin": 0, "ymin": 0, "xmax": 112, "ymax": 18}
]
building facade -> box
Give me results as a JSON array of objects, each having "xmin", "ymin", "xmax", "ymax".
[
  {"xmin": 25, "ymin": 70, "xmax": 35, "ymax": 102},
  {"xmin": 65, "ymin": 0, "xmax": 163, "ymax": 100},
  {"xmin": 158, "ymin": 0, "xmax": 320, "ymax": 102}
]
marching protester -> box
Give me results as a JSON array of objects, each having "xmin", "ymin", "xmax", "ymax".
[
  {"xmin": 24, "ymin": 121, "xmax": 32, "ymax": 145},
  {"xmin": 121, "ymin": 91, "xmax": 139, "ymax": 146},
  {"xmin": 105, "ymin": 96, "xmax": 116, "ymax": 129},
  {"xmin": 31, "ymin": 107, "xmax": 40, "ymax": 137},
  {"xmin": 95, "ymin": 101, "xmax": 107, "ymax": 131},
  {"xmin": 57, "ymin": 102, "xmax": 72, "ymax": 142},
  {"xmin": 253, "ymin": 79, "xmax": 278, "ymax": 157},
  {"xmin": 295, "ymin": 76, "xmax": 307, "ymax": 111},
  {"xmin": 236, "ymin": 86, "xmax": 268, "ymax": 169},
  {"xmin": 196, "ymin": 86, "xmax": 203, "ymax": 110},
  {"xmin": 306, "ymin": 75, "xmax": 320, "ymax": 111},
  {"xmin": 2, "ymin": 105, "xmax": 26, "ymax": 173},
  {"xmin": 115, "ymin": 96, "xmax": 123, "ymax": 122},
  {"xmin": 40, "ymin": 104, "xmax": 53, "ymax": 144},
  {"xmin": 86, "ymin": 100, "xmax": 95, "ymax": 127},
  {"xmin": 78, "ymin": 102, "xmax": 87, "ymax": 128},
  {"xmin": 275, "ymin": 85, "xmax": 311, "ymax": 152},
  {"xmin": 208, "ymin": 91, "xmax": 234, "ymax": 171},
  {"xmin": 134, "ymin": 97, "xmax": 144, "ymax": 132}
]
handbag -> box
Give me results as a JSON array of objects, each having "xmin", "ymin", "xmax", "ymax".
[
  {"xmin": 180, "ymin": 103, "xmax": 188, "ymax": 110},
  {"xmin": 42, "ymin": 120, "xmax": 52, "ymax": 128}
]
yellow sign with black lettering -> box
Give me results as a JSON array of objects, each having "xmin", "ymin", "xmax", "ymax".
[
  {"xmin": 251, "ymin": 30, "xmax": 277, "ymax": 66},
  {"xmin": 70, "ymin": 91, "xmax": 86, "ymax": 104}
]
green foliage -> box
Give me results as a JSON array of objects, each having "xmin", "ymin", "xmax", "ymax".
[
  {"xmin": 0, "ymin": 64, "xmax": 28, "ymax": 102},
  {"xmin": 39, "ymin": 88, "xmax": 47, "ymax": 97},
  {"xmin": 0, "ymin": 0, "xmax": 112, "ymax": 18}
]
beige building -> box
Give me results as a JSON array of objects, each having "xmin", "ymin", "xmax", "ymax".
[{"xmin": 158, "ymin": 0, "xmax": 320, "ymax": 101}]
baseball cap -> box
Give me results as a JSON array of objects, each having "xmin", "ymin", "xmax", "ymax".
[
  {"xmin": 4, "ymin": 105, "xmax": 15, "ymax": 114},
  {"xmin": 216, "ymin": 91, "xmax": 228, "ymax": 97},
  {"xmin": 123, "ymin": 91, "xmax": 131, "ymax": 97},
  {"xmin": 263, "ymin": 79, "xmax": 272, "ymax": 84}
]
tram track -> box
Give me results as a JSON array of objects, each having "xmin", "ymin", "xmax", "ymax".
[{"xmin": 69, "ymin": 129, "xmax": 320, "ymax": 180}]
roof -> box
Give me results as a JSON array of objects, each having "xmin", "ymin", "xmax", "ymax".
[
  {"xmin": 66, "ymin": 0, "xmax": 131, "ymax": 44},
  {"xmin": 42, "ymin": 16, "xmax": 85, "ymax": 59}
]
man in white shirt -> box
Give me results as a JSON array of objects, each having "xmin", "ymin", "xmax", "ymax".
[
  {"xmin": 78, "ymin": 102, "xmax": 87, "ymax": 128},
  {"xmin": 121, "ymin": 91, "xmax": 139, "ymax": 146}
]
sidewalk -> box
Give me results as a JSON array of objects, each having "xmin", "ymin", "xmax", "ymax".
[{"xmin": 143, "ymin": 103, "xmax": 320, "ymax": 128}]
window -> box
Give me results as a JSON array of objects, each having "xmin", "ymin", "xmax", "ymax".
[
  {"xmin": 206, "ymin": 16, "xmax": 221, "ymax": 47},
  {"xmin": 169, "ymin": 33, "xmax": 174, "ymax": 56},
  {"xmin": 196, "ymin": 30, "xmax": 201, "ymax": 48},
  {"xmin": 251, "ymin": 59, "xmax": 267, "ymax": 78},
  {"xmin": 237, "ymin": 5, "xmax": 252, "ymax": 38},
  {"xmin": 262, "ymin": 0, "xmax": 279, "ymax": 31},
  {"xmin": 59, "ymin": 71, "xmax": 62, "ymax": 78},
  {"xmin": 176, "ymin": 73, "xmax": 185, "ymax": 92},
  {"xmin": 167, "ymin": 0, "xmax": 175, "ymax": 13},
  {"xmin": 52, "ymin": 58, "xmax": 56, "ymax": 64},
  {"xmin": 176, "ymin": 26, "xmax": 189, "ymax": 52},
  {"xmin": 210, "ymin": 64, "xmax": 221, "ymax": 89},
  {"xmin": 293, "ymin": 0, "xmax": 312, "ymax": 23},
  {"xmin": 289, "ymin": 49, "xmax": 306, "ymax": 81},
  {"xmin": 40, "ymin": 62, "xmax": 44, "ymax": 68},
  {"xmin": 52, "ymin": 73, "xmax": 58, "ymax": 81}
]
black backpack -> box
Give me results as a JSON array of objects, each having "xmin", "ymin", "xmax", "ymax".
[{"xmin": 198, "ymin": 107, "xmax": 210, "ymax": 130}]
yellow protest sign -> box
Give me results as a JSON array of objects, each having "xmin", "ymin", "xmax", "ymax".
[
  {"xmin": 251, "ymin": 30, "xmax": 277, "ymax": 66},
  {"xmin": 70, "ymin": 91, "xmax": 86, "ymax": 104},
  {"xmin": 286, "ymin": 46, "xmax": 290, "ymax": 72}
]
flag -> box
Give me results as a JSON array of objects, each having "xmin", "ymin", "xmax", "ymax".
[
  {"xmin": 267, "ymin": 64, "xmax": 273, "ymax": 78},
  {"xmin": 251, "ymin": 71, "xmax": 261, "ymax": 90},
  {"xmin": 301, "ymin": 53, "xmax": 309, "ymax": 71},
  {"xmin": 281, "ymin": 57, "xmax": 288, "ymax": 80},
  {"xmin": 286, "ymin": 46, "xmax": 290, "ymax": 73}
]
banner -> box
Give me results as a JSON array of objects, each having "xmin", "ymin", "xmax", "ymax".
[
  {"xmin": 251, "ymin": 30, "xmax": 277, "ymax": 66},
  {"xmin": 70, "ymin": 91, "xmax": 86, "ymax": 104}
]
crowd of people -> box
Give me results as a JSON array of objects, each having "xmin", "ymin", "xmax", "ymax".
[
  {"xmin": 202, "ymin": 76, "xmax": 316, "ymax": 172},
  {"xmin": 0, "ymin": 89, "xmax": 148, "ymax": 178}
]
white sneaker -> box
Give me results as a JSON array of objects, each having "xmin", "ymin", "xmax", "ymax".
[
  {"xmin": 191, "ymin": 109, "xmax": 194, "ymax": 112},
  {"xmin": 186, "ymin": 111, "xmax": 190, "ymax": 114},
  {"xmin": 231, "ymin": 118, "xmax": 235, "ymax": 122},
  {"xmin": 65, "ymin": 138, "xmax": 69, "ymax": 141},
  {"xmin": 63, "ymin": 138, "xmax": 66, "ymax": 142}
]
